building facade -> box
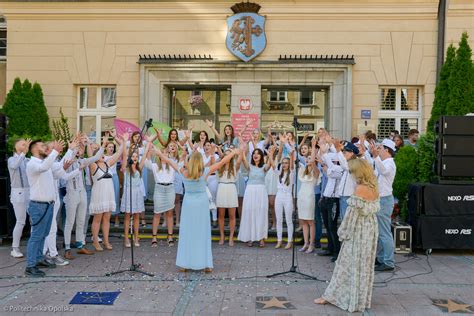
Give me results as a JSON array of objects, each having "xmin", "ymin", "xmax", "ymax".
[{"xmin": 0, "ymin": 0, "xmax": 473, "ymax": 141}]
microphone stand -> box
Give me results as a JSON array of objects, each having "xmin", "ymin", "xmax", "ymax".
[
  {"xmin": 107, "ymin": 119, "xmax": 154, "ymax": 277},
  {"xmin": 267, "ymin": 117, "xmax": 319, "ymax": 281}
]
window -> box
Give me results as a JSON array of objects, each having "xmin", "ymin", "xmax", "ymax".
[
  {"xmin": 170, "ymin": 87, "xmax": 231, "ymax": 140},
  {"xmin": 77, "ymin": 86, "xmax": 116, "ymax": 142},
  {"xmin": 0, "ymin": 29, "xmax": 6, "ymax": 58},
  {"xmin": 299, "ymin": 90, "xmax": 315, "ymax": 105},
  {"xmin": 377, "ymin": 87, "xmax": 422, "ymax": 139},
  {"xmin": 261, "ymin": 87, "xmax": 327, "ymax": 136},
  {"xmin": 269, "ymin": 91, "xmax": 287, "ymax": 102}
]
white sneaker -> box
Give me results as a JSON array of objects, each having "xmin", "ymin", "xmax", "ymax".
[
  {"xmin": 52, "ymin": 255, "xmax": 70, "ymax": 266},
  {"xmin": 11, "ymin": 248, "xmax": 23, "ymax": 258}
]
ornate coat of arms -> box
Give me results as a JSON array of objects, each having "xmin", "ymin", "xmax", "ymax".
[{"xmin": 226, "ymin": 2, "xmax": 266, "ymax": 62}]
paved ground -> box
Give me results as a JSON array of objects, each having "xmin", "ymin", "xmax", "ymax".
[{"xmin": 0, "ymin": 236, "xmax": 473, "ymax": 316}]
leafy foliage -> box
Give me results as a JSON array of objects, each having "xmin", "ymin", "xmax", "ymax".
[
  {"xmin": 393, "ymin": 146, "xmax": 419, "ymax": 220},
  {"xmin": 416, "ymin": 132, "xmax": 436, "ymax": 183},
  {"xmin": 2, "ymin": 78, "xmax": 51, "ymax": 145},
  {"xmin": 52, "ymin": 108, "xmax": 72, "ymax": 152},
  {"xmin": 446, "ymin": 32, "xmax": 474, "ymax": 116},
  {"xmin": 427, "ymin": 45, "xmax": 456, "ymax": 131}
]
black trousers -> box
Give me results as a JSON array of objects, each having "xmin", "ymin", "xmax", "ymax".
[{"xmin": 321, "ymin": 197, "xmax": 341, "ymax": 255}]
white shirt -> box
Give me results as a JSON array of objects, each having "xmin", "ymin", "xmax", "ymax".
[
  {"xmin": 277, "ymin": 169, "xmax": 295, "ymax": 194},
  {"xmin": 8, "ymin": 152, "xmax": 29, "ymax": 189},
  {"xmin": 322, "ymin": 153, "xmax": 344, "ymax": 198},
  {"xmin": 374, "ymin": 156, "xmax": 396, "ymax": 197},
  {"xmin": 65, "ymin": 147, "xmax": 103, "ymax": 193},
  {"xmin": 145, "ymin": 159, "xmax": 175, "ymax": 184},
  {"xmin": 336, "ymin": 151, "xmax": 357, "ymax": 197},
  {"xmin": 26, "ymin": 150, "xmax": 59, "ymax": 202}
]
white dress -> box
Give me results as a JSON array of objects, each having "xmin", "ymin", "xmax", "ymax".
[
  {"xmin": 238, "ymin": 165, "xmax": 269, "ymax": 242},
  {"xmin": 297, "ymin": 168, "xmax": 321, "ymax": 220},
  {"xmin": 89, "ymin": 162, "xmax": 116, "ymax": 214},
  {"xmin": 265, "ymin": 167, "xmax": 278, "ymax": 195},
  {"xmin": 216, "ymin": 168, "xmax": 238, "ymax": 208}
]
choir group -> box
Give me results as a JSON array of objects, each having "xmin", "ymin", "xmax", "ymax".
[{"xmin": 8, "ymin": 119, "xmax": 397, "ymax": 312}]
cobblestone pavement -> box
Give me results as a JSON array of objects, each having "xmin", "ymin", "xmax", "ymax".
[{"xmin": 0, "ymin": 237, "xmax": 473, "ymax": 316}]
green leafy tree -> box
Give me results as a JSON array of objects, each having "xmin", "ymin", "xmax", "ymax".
[
  {"xmin": 446, "ymin": 32, "xmax": 474, "ymax": 116},
  {"xmin": 3, "ymin": 78, "xmax": 51, "ymax": 138},
  {"xmin": 393, "ymin": 146, "xmax": 419, "ymax": 221},
  {"xmin": 427, "ymin": 45, "xmax": 456, "ymax": 131},
  {"xmin": 32, "ymin": 82, "xmax": 51, "ymax": 136},
  {"xmin": 416, "ymin": 132, "xmax": 436, "ymax": 182}
]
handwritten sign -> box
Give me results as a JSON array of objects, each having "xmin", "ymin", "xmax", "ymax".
[
  {"xmin": 231, "ymin": 113, "xmax": 259, "ymax": 142},
  {"xmin": 239, "ymin": 98, "xmax": 252, "ymax": 112}
]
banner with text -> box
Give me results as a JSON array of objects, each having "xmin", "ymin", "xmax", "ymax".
[{"xmin": 231, "ymin": 113, "xmax": 259, "ymax": 142}]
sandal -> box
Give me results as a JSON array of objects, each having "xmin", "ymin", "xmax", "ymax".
[
  {"xmin": 167, "ymin": 234, "xmax": 175, "ymax": 247},
  {"xmin": 298, "ymin": 244, "xmax": 309, "ymax": 252},
  {"xmin": 285, "ymin": 242, "xmax": 293, "ymax": 250},
  {"xmin": 151, "ymin": 235, "xmax": 158, "ymax": 248},
  {"xmin": 259, "ymin": 240, "xmax": 265, "ymax": 248},
  {"xmin": 229, "ymin": 239, "xmax": 234, "ymax": 247},
  {"xmin": 124, "ymin": 239, "xmax": 131, "ymax": 248},
  {"xmin": 314, "ymin": 298, "xmax": 328, "ymax": 305},
  {"xmin": 103, "ymin": 242, "xmax": 113, "ymax": 250},
  {"xmin": 93, "ymin": 242, "xmax": 103, "ymax": 252},
  {"xmin": 246, "ymin": 242, "xmax": 253, "ymax": 247},
  {"xmin": 179, "ymin": 268, "xmax": 188, "ymax": 273},
  {"xmin": 204, "ymin": 267, "xmax": 213, "ymax": 273},
  {"xmin": 275, "ymin": 241, "xmax": 282, "ymax": 249}
]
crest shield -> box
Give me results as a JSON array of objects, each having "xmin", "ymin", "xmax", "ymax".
[{"xmin": 226, "ymin": 12, "xmax": 266, "ymax": 62}]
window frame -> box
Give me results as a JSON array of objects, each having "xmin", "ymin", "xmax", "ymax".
[
  {"xmin": 76, "ymin": 85, "xmax": 116, "ymax": 143},
  {"xmin": 268, "ymin": 91, "xmax": 288, "ymax": 103},
  {"xmin": 0, "ymin": 24, "xmax": 6, "ymax": 60},
  {"xmin": 377, "ymin": 86, "xmax": 423, "ymax": 139}
]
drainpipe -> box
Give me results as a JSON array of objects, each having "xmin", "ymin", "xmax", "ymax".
[{"xmin": 436, "ymin": 0, "xmax": 447, "ymax": 85}]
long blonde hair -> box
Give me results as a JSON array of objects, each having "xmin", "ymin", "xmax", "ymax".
[
  {"xmin": 348, "ymin": 159, "xmax": 378, "ymax": 194},
  {"xmin": 187, "ymin": 151, "xmax": 204, "ymax": 180}
]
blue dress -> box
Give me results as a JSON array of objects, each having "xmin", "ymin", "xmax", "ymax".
[{"xmin": 176, "ymin": 168, "xmax": 213, "ymax": 270}]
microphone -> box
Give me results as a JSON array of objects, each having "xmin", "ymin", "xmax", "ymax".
[
  {"xmin": 292, "ymin": 117, "xmax": 299, "ymax": 128},
  {"xmin": 145, "ymin": 118, "xmax": 153, "ymax": 128}
]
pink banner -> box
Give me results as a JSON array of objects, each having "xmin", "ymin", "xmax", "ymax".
[
  {"xmin": 231, "ymin": 113, "xmax": 260, "ymax": 142},
  {"xmin": 113, "ymin": 119, "xmax": 140, "ymax": 136}
]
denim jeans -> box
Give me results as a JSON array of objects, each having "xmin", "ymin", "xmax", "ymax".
[
  {"xmin": 26, "ymin": 201, "xmax": 54, "ymax": 268},
  {"xmin": 339, "ymin": 196, "xmax": 350, "ymax": 220},
  {"xmin": 321, "ymin": 197, "xmax": 340, "ymax": 255},
  {"xmin": 376, "ymin": 195, "xmax": 395, "ymax": 268},
  {"xmin": 314, "ymin": 194, "xmax": 322, "ymax": 246}
]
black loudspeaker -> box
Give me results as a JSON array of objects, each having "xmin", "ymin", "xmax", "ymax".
[
  {"xmin": 0, "ymin": 176, "xmax": 8, "ymax": 207},
  {"xmin": 423, "ymin": 183, "xmax": 474, "ymax": 216},
  {"xmin": 420, "ymin": 215, "xmax": 474, "ymax": 250},
  {"xmin": 439, "ymin": 116, "xmax": 474, "ymax": 135},
  {"xmin": 438, "ymin": 136, "xmax": 474, "ymax": 156},
  {"xmin": 437, "ymin": 156, "xmax": 474, "ymax": 177}
]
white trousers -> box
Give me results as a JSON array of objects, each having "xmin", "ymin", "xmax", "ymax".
[
  {"xmin": 64, "ymin": 189, "xmax": 87, "ymax": 249},
  {"xmin": 275, "ymin": 191, "xmax": 294, "ymax": 242},
  {"xmin": 10, "ymin": 188, "xmax": 29, "ymax": 248},
  {"xmin": 43, "ymin": 193, "xmax": 60, "ymax": 257}
]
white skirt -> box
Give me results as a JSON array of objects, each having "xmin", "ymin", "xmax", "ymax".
[
  {"xmin": 216, "ymin": 182, "xmax": 238, "ymax": 208},
  {"xmin": 237, "ymin": 184, "xmax": 268, "ymax": 242},
  {"xmin": 265, "ymin": 169, "xmax": 278, "ymax": 196},
  {"xmin": 89, "ymin": 178, "xmax": 116, "ymax": 215},
  {"xmin": 297, "ymin": 183, "xmax": 315, "ymax": 220}
]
